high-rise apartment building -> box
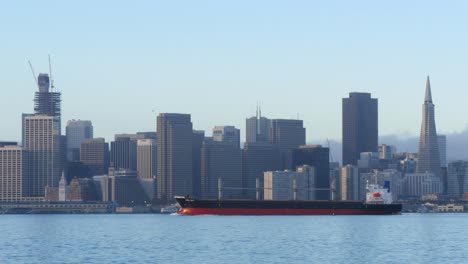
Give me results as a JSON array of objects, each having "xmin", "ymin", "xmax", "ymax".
[
  {"xmin": 66, "ymin": 120, "xmax": 93, "ymax": 161},
  {"xmin": 342, "ymin": 92, "xmax": 378, "ymax": 166},
  {"xmin": 212, "ymin": 126, "xmax": 240, "ymax": 149},
  {"xmin": 291, "ymin": 145, "xmax": 330, "ymax": 200},
  {"xmin": 23, "ymin": 115, "xmax": 61, "ymax": 197},
  {"xmin": 0, "ymin": 144, "xmax": 27, "ymax": 201},
  {"xmin": 137, "ymin": 139, "xmax": 157, "ymax": 180},
  {"xmin": 157, "ymin": 113, "xmax": 193, "ymax": 203},
  {"xmin": 80, "ymin": 138, "xmax": 109, "ymax": 176},
  {"xmin": 416, "ymin": 77, "xmax": 441, "ymax": 177},
  {"xmin": 270, "ymin": 119, "xmax": 306, "ymax": 169},
  {"xmin": 201, "ymin": 141, "xmax": 242, "ymax": 199}
]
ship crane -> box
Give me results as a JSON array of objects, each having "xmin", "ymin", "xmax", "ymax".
[{"xmin": 217, "ymin": 177, "xmax": 330, "ymax": 201}]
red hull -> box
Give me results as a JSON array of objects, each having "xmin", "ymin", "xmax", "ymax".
[{"xmin": 179, "ymin": 207, "xmax": 398, "ymax": 216}]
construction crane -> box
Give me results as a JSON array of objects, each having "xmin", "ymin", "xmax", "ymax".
[
  {"xmin": 28, "ymin": 60, "xmax": 38, "ymax": 88},
  {"xmin": 48, "ymin": 54, "xmax": 55, "ymax": 91}
]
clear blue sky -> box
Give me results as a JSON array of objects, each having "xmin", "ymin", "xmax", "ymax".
[{"xmin": 1, "ymin": 0, "xmax": 467, "ymax": 143}]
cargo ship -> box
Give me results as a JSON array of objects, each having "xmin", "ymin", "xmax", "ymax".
[{"xmin": 175, "ymin": 183, "xmax": 402, "ymax": 216}]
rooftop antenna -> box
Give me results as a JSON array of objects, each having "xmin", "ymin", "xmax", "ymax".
[
  {"xmin": 256, "ymin": 101, "xmax": 259, "ymax": 119},
  {"xmin": 28, "ymin": 60, "xmax": 38, "ymax": 88},
  {"xmin": 48, "ymin": 54, "xmax": 55, "ymax": 92},
  {"xmin": 257, "ymin": 102, "xmax": 261, "ymax": 135},
  {"xmin": 259, "ymin": 102, "xmax": 262, "ymax": 119}
]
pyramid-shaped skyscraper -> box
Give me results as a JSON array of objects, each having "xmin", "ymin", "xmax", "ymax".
[{"xmin": 416, "ymin": 76, "xmax": 441, "ymax": 177}]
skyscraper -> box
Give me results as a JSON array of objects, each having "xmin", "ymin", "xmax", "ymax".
[
  {"xmin": 201, "ymin": 141, "xmax": 242, "ymax": 199},
  {"xmin": 212, "ymin": 126, "xmax": 240, "ymax": 149},
  {"xmin": 447, "ymin": 161, "xmax": 468, "ymax": 199},
  {"xmin": 342, "ymin": 92, "xmax": 378, "ymax": 166},
  {"xmin": 66, "ymin": 120, "xmax": 93, "ymax": 161},
  {"xmin": 192, "ymin": 130, "xmax": 205, "ymax": 197},
  {"xmin": 242, "ymin": 142, "xmax": 282, "ymax": 199},
  {"xmin": 292, "ymin": 145, "xmax": 330, "ymax": 200},
  {"xmin": 110, "ymin": 137, "xmax": 137, "ymax": 171},
  {"xmin": 0, "ymin": 144, "xmax": 27, "ymax": 201},
  {"xmin": 137, "ymin": 139, "xmax": 157, "ymax": 180},
  {"xmin": 416, "ymin": 77, "xmax": 441, "ymax": 177},
  {"xmin": 340, "ymin": 165, "xmax": 359, "ymax": 201},
  {"xmin": 80, "ymin": 138, "xmax": 110, "ymax": 176},
  {"xmin": 34, "ymin": 73, "xmax": 61, "ymax": 130},
  {"xmin": 246, "ymin": 105, "xmax": 271, "ymax": 143},
  {"xmin": 437, "ymin": 135, "xmax": 447, "ymax": 168},
  {"xmin": 269, "ymin": 119, "xmax": 306, "ymax": 169},
  {"xmin": 23, "ymin": 115, "xmax": 61, "ymax": 197},
  {"xmin": 157, "ymin": 113, "xmax": 193, "ymax": 203}
]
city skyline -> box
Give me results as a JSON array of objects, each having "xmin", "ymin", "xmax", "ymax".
[{"xmin": 2, "ymin": 1, "xmax": 468, "ymax": 144}]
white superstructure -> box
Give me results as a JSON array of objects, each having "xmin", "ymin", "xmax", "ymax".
[{"xmin": 366, "ymin": 182, "xmax": 393, "ymax": 204}]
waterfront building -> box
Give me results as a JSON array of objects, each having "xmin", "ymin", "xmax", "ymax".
[
  {"xmin": 416, "ymin": 77, "xmax": 441, "ymax": 177},
  {"xmin": 242, "ymin": 142, "xmax": 282, "ymax": 199},
  {"xmin": 246, "ymin": 105, "xmax": 271, "ymax": 143},
  {"xmin": 264, "ymin": 165, "xmax": 315, "ymax": 201},
  {"xmin": 23, "ymin": 115, "xmax": 61, "ymax": 197},
  {"xmin": 93, "ymin": 175, "xmax": 112, "ymax": 202},
  {"xmin": 46, "ymin": 177, "xmax": 98, "ymax": 202},
  {"xmin": 136, "ymin": 139, "xmax": 157, "ymax": 180},
  {"xmin": 58, "ymin": 173, "xmax": 67, "ymax": 201},
  {"xmin": 212, "ymin": 126, "xmax": 240, "ymax": 149},
  {"xmin": 291, "ymin": 145, "xmax": 330, "ymax": 200},
  {"xmin": 110, "ymin": 169, "xmax": 150, "ymax": 206},
  {"xmin": 402, "ymin": 172, "xmax": 443, "ymax": 198},
  {"xmin": 157, "ymin": 113, "xmax": 193, "ymax": 203},
  {"xmin": 0, "ymin": 144, "xmax": 27, "ymax": 201},
  {"xmin": 66, "ymin": 120, "xmax": 93, "ymax": 161},
  {"xmin": 270, "ymin": 119, "xmax": 306, "ymax": 170},
  {"xmin": 201, "ymin": 141, "xmax": 242, "ymax": 199},
  {"xmin": 342, "ymin": 92, "xmax": 378, "ymax": 166},
  {"xmin": 80, "ymin": 138, "xmax": 109, "ymax": 176}
]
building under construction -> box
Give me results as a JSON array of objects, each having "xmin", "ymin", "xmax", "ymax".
[{"xmin": 34, "ymin": 73, "xmax": 61, "ymax": 130}]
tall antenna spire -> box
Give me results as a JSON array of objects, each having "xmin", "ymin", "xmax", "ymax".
[
  {"xmin": 256, "ymin": 102, "xmax": 259, "ymax": 119},
  {"xmin": 425, "ymin": 75, "xmax": 432, "ymax": 103},
  {"xmin": 259, "ymin": 102, "xmax": 262, "ymax": 119}
]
